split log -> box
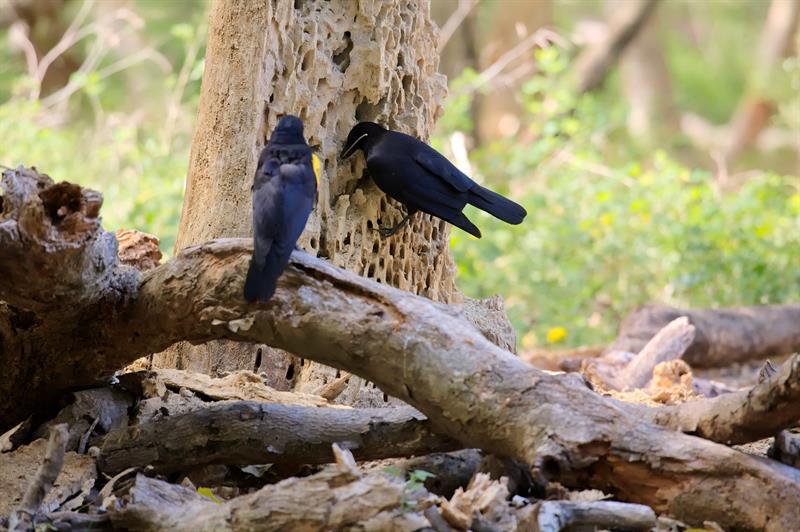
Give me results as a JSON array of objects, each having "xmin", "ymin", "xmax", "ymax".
[
  {"xmin": 99, "ymin": 401, "xmax": 459, "ymax": 475},
  {"xmin": 109, "ymin": 447, "xmax": 431, "ymax": 531},
  {"xmin": 8, "ymin": 424, "xmax": 68, "ymax": 531},
  {"xmin": 4, "ymin": 171, "xmax": 800, "ymax": 528},
  {"xmin": 610, "ymin": 303, "xmax": 800, "ymax": 367}
]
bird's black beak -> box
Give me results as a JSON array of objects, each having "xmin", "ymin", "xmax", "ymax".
[
  {"xmin": 339, "ymin": 144, "xmax": 354, "ymax": 160},
  {"xmin": 339, "ymin": 133, "xmax": 368, "ymax": 160}
]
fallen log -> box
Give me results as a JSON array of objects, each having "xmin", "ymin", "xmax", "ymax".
[
  {"xmin": 610, "ymin": 303, "xmax": 800, "ymax": 367},
  {"xmin": 99, "ymin": 401, "xmax": 459, "ymax": 475},
  {"xmin": 3, "ymin": 170, "xmax": 800, "ymax": 529}
]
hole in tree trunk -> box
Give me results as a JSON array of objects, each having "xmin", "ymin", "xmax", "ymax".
[{"xmin": 254, "ymin": 348, "xmax": 262, "ymax": 373}]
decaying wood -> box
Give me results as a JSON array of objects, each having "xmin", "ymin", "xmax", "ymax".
[
  {"xmin": 532, "ymin": 500, "xmax": 656, "ymax": 531},
  {"xmin": 3, "ymin": 170, "xmax": 800, "ymax": 528},
  {"xmin": 0, "ymin": 418, "xmax": 32, "ymax": 453},
  {"xmin": 8, "ymin": 424, "xmax": 68, "ymax": 531},
  {"xmin": 109, "ymin": 447, "xmax": 431, "ymax": 532},
  {"xmin": 769, "ymin": 429, "xmax": 800, "ymax": 468},
  {"xmin": 121, "ymin": 368, "xmax": 334, "ymax": 407},
  {"xmin": 362, "ymin": 449, "xmax": 484, "ymax": 498},
  {"xmin": 115, "ymin": 229, "xmax": 162, "ymax": 271},
  {"xmin": 99, "ymin": 401, "xmax": 459, "ymax": 475},
  {"xmin": 614, "ymin": 317, "xmax": 695, "ymax": 390},
  {"xmin": 647, "ymin": 354, "xmax": 800, "ymax": 445},
  {"xmin": 610, "ymin": 303, "xmax": 800, "ymax": 367}
]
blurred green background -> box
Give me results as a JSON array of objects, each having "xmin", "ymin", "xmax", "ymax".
[{"xmin": 0, "ymin": 0, "xmax": 797, "ymax": 351}]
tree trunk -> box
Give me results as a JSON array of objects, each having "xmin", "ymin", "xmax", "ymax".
[{"xmin": 157, "ymin": 0, "xmax": 458, "ymax": 406}]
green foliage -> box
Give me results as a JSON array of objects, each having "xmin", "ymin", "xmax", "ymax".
[
  {"xmin": 0, "ymin": 8, "xmax": 208, "ymax": 256},
  {"xmin": 438, "ymin": 48, "xmax": 800, "ymax": 350}
]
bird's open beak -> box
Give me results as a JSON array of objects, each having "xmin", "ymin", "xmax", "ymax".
[{"xmin": 339, "ymin": 133, "xmax": 368, "ymax": 160}]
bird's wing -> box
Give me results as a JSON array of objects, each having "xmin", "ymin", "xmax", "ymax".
[
  {"xmin": 412, "ymin": 148, "xmax": 474, "ymax": 192},
  {"xmin": 274, "ymin": 163, "xmax": 316, "ymax": 250},
  {"xmin": 252, "ymin": 162, "xmax": 314, "ymax": 263}
]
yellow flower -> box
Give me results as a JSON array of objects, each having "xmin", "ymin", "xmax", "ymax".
[{"xmin": 546, "ymin": 326, "xmax": 568, "ymax": 344}]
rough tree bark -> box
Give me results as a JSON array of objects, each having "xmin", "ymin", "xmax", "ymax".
[{"xmin": 159, "ymin": 0, "xmax": 466, "ymax": 407}]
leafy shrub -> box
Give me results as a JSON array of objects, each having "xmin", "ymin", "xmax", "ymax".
[{"xmin": 438, "ymin": 48, "xmax": 800, "ymax": 349}]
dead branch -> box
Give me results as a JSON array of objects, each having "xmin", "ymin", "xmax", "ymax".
[
  {"xmin": 109, "ymin": 449, "xmax": 431, "ymax": 531},
  {"xmin": 647, "ymin": 354, "xmax": 800, "ymax": 445},
  {"xmin": 99, "ymin": 401, "xmax": 459, "ymax": 475},
  {"xmin": 614, "ymin": 317, "xmax": 695, "ymax": 390},
  {"xmin": 533, "ymin": 500, "xmax": 656, "ymax": 531},
  {"xmin": 3, "ymin": 171, "xmax": 800, "ymax": 528},
  {"xmin": 8, "ymin": 424, "xmax": 68, "ymax": 531},
  {"xmin": 610, "ymin": 303, "xmax": 800, "ymax": 367},
  {"xmin": 574, "ymin": 0, "xmax": 661, "ymax": 93}
]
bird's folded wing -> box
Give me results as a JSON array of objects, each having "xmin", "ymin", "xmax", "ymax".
[{"xmin": 413, "ymin": 151, "xmax": 474, "ymax": 192}]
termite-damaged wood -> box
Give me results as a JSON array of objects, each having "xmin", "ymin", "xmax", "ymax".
[
  {"xmin": 3, "ymin": 170, "xmax": 800, "ymax": 529},
  {"xmin": 610, "ymin": 303, "xmax": 800, "ymax": 367},
  {"xmin": 99, "ymin": 400, "xmax": 459, "ymax": 475}
]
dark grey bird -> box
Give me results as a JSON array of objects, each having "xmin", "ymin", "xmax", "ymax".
[
  {"xmin": 244, "ymin": 115, "xmax": 318, "ymax": 302},
  {"xmin": 340, "ymin": 122, "xmax": 526, "ymax": 238}
]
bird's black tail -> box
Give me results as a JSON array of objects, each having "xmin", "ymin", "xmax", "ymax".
[
  {"xmin": 243, "ymin": 246, "xmax": 292, "ymax": 303},
  {"xmin": 449, "ymin": 212, "xmax": 482, "ymax": 238},
  {"xmin": 468, "ymin": 184, "xmax": 527, "ymax": 225}
]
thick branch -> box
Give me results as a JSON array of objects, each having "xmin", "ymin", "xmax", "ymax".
[
  {"xmin": 91, "ymin": 239, "xmax": 800, "ymax": 529},
  {"xmin": 4, "ymin": 187, "xmax": 800, "ymax": 529},
  {"xmin": 648, "ymin": 354, "xmax": 800, "ymax": 445},
  {"xmin": 99, "ymin": 401, "xmax": 459, "ymax": 475},
  {"xmin": 610, "ymin": 303, "xmax": 800, "ymax": 367}
]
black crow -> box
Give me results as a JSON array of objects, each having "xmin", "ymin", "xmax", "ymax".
[
  {"xmin": 244, "ymin": 115, "xmax": 318, "ymax": 302},
  {"xmin": 340, "ymin": 122, "xmax": 526, "ymax": 237}
]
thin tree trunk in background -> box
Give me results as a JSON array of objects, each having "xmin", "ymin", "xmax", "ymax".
[
  {"xmin": 620, "ymin": 9, "xmax": 679, "ymax": 141},
  {"xmin": 724, "ymin": 0, "xmax": 800, "ymax": 166},
  {"xmin": 574, "ymin": 0, "xmax": 661, "ymax": 93},
  {"xmin": 159, "ymin": 0, "xmax": 457, "ymax": 406}
]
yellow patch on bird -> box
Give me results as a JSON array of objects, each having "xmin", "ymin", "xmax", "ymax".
[{"xmin": 312, "ymin": 153, "xmax": 321, "ymax": 187}]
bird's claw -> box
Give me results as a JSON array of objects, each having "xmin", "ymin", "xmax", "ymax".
[{"xmin": 377, "ymin": 226, "xmax": 396, "ymax": 238}]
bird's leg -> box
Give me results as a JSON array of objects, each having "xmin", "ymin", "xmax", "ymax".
[{"xmin": 378, "ymin": 209, "xmax": 417, "ymax": 238}]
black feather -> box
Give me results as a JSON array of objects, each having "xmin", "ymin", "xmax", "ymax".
[
  {"xmin": 340, "ymin": 121, "xmax": 526, "ymax": 238},
  {"xmin": 245, "ymin": 116, "xmax": 316, "ymax": 303}
]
